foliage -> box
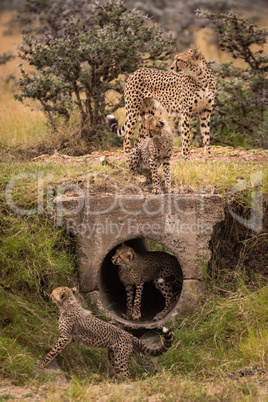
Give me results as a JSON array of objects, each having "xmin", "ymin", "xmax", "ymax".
[
  {"xmin": 15, "ymin": 0, "xmax": 174, "ymax": 143},
  {"xmin": 0, "ymin": 53, "xmax": 15, "ymax": 65},
  {"xmin": 160, "ymin": 284, "xmax": 268, "ymax": 375},
  {"xmin": 10, "ymin": 0, "xmax": 267, "ymax": 48},
  {"xmin": 0, "ymin": 216, "xmax": 75, "ymax": 297},
  {"xmin": 197, "ymin": 10, "xmax": 268, "ymax": 148},
  {"xmin": 124, "ymin": 0, "xmax": 254, "ymax": 49},
  {"xmin": 15, "ymin": 0, "xmax": 93, "ymax": 36}
]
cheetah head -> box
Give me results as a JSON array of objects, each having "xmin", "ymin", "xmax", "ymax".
[
  {"xmin": 170, "ymin": 49, "xmax": 204, "ymax": 76},
  {"xmin": 111, "ymin": 244, "xmax": 135, "ymax": 265},
  {"xmin": 50, "ymin": 286, "xmax": 77, "ymax": 305},
  {"xmin": 145, "ymin": 116, "xmax": 165, "ymax": 138}
]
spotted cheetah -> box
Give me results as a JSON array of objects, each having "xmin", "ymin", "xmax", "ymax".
[
  {"xmin": 107, "ymin": 48, "xmax": 215, "ymax": 158},
  {"xmin": 41, "ymin": 287, "xmax": 172, "ymax": 378},
  {"xmin": 111, "ymin": 244, "xmax": 182, "ymax": 321},
  {"xmin": 127, "ymin": 115, "xmax": 173, "ymax": 194}
]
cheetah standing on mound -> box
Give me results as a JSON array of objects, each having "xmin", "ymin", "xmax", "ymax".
[
  {"xmin": 128, "ymin": 115, "xmax": 173, "ymax": 194},
  {"xmin": 41, "ymin": 287, "xmax": 172, "ymax": 378},
  {"xmin": 112, "ymin": 244, "xmax": 181, "ymax": 321},
  {"xmin": 107, "ymin": 48, "xmax": 215, "ymax": 158}
]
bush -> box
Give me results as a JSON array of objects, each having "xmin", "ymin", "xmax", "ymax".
[
  {"xmin": 15, "ymin": 0, "xmax": 174, "ymax": 145},
  {"xmin": 197, "ymin": 10, "xmax": 268, "ymax": 149}
]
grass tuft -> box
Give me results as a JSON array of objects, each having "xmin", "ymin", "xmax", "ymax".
[
  {"xmin": 0, "ymin": 89, "xmax": 47, "ymax": 145},
  {"xmin": 160, "ymin": 284, "xmax": 268, "ymax": 377}
]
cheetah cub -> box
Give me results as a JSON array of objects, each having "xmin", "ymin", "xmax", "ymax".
[
  {"xmin": 127, "ymin": 115, "xmax": 173, "ymax": 194},
  {"xmin": 41, "ymin": 287, "xmax": 172, "ymax": 379},
  {"xmin": 112, "ymin": 244, "xmax": 181, "ymax": 321}
]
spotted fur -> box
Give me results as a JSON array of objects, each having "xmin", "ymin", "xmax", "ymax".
[
  {"xmin": 127, "ymin": 115, "xmax": 173, "ymax": 194},
  {"xmin": 107, "ymin": 49, "xmax": 215, "ymax": 158},
  {"xmin": 41, "ymin": 287, "xmax": 172, "ymax": 378},
  {"xmin": 111, "ymin": 244, "xmax": 181, "ymax": 321}
]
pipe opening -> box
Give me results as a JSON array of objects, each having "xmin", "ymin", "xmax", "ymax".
[{"xmin": 100, "ymin": 238, "xmax": 183, "ymax": 323}]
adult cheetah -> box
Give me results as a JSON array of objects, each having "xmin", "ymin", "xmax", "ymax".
[
  {"xmin": 41, "ymin": 287, "xmax": 172, "ymax": 379},
  {"xmin": 107, "ymin": 48, "xmax": 215, "ymax": 158},
  {"xmin": 128, "ymin": 115, "xmax": 173, "ymax": 194}
]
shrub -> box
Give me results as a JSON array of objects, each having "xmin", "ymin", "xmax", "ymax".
[
  {"xmin": 197, "ymin": 10, "xmax": 268, "ymax": 149},
  {"xmin": 15, "ymin": 0, "xmax": 174, "ymax": 143}
]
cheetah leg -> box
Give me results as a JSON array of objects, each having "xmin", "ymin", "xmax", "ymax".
[
  {"xmin": 108, "ymin": 349, "xmax": 115, "ymax": 368},
  {"xmin": 127, "ymin": 148, "xmax": 152, "ymax": 185},
  {"xmin": 40, "ymin": 335, "xmax": 72, "ymax": 367},
  {"xmin": 148, "ymin": 143, "xmax": 161, "ymax": 194},
  {"xmin": 132, "ymin": 283, "xmax": 144, "ymax": 320},
  {"xmin": 122, "ymin": 285, "xmax": 134, "ymax": 320},
  {"xmin": 107, "ymin": 349, "xmax": 118, "ymax": 377},
  {"xmin": 112, "ymin": 347, "xmax": 132, "ymax": 379},
  {"xmin": 173, "ymin": 117, "xmax": 180, "ymax": 137},
  {"xmin": 199, "ymin": 109, "xmax": 212, "ymax": 157},
  {"xmin": 162, "ymin": 157, "xmax": 172, "ymax": 193},
  {"xmin": 124, "ymin": 102, "xmax": 143, "ymax": 154},
  {"xmin": 153, "ymin": 279, "xmax": 176, "ymax": 321},
  {"xmin": 149, "ymin": 156, "xmax": 161, "ymax": 194},
  {"xmin": 135, "ymin": 98, "xmax": 155, "ymax": 147},
  {"xmin": 180, "ymin": 112, "xmax": 191, "ymax": 159},
  {"xmin": 127, "ymin": 148, "xmax": 140, "ymax": 176}
]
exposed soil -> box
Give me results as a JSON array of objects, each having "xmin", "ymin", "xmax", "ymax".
[
  {"xmin": 1, "ymin": 371, "xmax": 267, "ymax": 401},
  {"xmin": 26, "ymin": 145, "xmax": 268, "ymax": 197},
  {"xmin": 209, "ymin": 202, "xmax": 268, "ymax": 285},
  {"xmin": 30, "ymin": 145, "xmax": 268, "ymax": 164}
]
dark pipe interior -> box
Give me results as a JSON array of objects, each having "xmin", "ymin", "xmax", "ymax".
[{"xmin": 100, "ymin": 238, "xmax": 183, "ymax": 322}]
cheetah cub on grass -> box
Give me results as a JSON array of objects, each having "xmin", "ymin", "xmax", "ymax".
[
  {"xmin": 127, "ymin": 115, "xmax": 173, "ymax": 194},
  {"xmin": 41, "ymin": 286, "xmax": 172, "ymax": 379}
]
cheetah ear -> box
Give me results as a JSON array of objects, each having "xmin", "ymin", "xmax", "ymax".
[
  {"xmin": 145, "ymin": 115, "xmax": 153, "ymax": 122},
  {"xmin": 71, "ymin": 287, "xmax": 77, "ymax": 294},
  {"xmin": 193, "ymin": 49, "xmax": 202, "ymax": 59},
  {"xmin": 126, "ymin": 250, "xmax": 134, "ymax": 262},
  {"xmin": 60, "ymin": 291, "xmax": 66, "ymax": 300}
]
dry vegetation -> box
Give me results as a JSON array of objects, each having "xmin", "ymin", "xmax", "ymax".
[
  {"xmin": 0, "ymin": 6, "xmax": 268, "ymax": 402},
  {"xmin": 0, "ymin": 11, "xmax": 47, "ymax": 144}
]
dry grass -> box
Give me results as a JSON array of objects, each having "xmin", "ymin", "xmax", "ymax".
[
  {"xmin": 21, "ymin": 147, "xmax": 267, "ymax": 200},
  {"xmin": 0, "ymin": 90, "xmax": 47, "ymax": 144},
  {"xmin": 1, "ymin": 372, "xmax": 267, "ymax": 401},
  {"xmin": 0, "ymin": 11, "xmax": 47, "ymax": 144},
  {"xmin": 0, "ymin": 11, "xmax": 21, "ymax": 77}
]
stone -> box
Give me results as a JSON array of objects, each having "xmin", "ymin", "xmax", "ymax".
[{"xmin": 54, "ymin": 193, "xmax": 224, "ymax": 328}]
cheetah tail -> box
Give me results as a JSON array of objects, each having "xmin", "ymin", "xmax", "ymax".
[
  {"xmin": 134, "ymin": 327, "xmax": 173, "ymax": 357},
  {"xmin": 106, "ymin": 114, "xmax": 123, "ymax": 136}
]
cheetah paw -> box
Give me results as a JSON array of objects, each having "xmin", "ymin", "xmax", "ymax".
[
  {"xmin": 132, "ymin": 312, "xmax": 141, "ymax": 320},
  {"xmin": 122, "ymin": 313, "xmax": 132, "ymax": 320},
  {"xmin": 152, "ymin": 188, "xmax": 161, "ymax": 195}
]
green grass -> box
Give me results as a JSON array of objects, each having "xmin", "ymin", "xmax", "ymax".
[
  {"xmin": 0, "ymin": 146, "xmax": 267, "ymax": 400},
  {"xmin": 1, "ymin": 147, "xmax": 267, "ymax": 202},
  {"xmin": 171, "ymin": 158, "xmax": 267, "ymax": 197},
  {"xmin": 160, "ymin": 285, "xmax": 268, "ymax": 377}
]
